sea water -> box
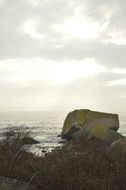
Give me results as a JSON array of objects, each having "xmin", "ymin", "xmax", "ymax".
[
  {"xmin": 0, "ymin": 111, "xmax": 67, "ymax": 154},
  {"xmin": 0, "ymin": 111, "xmax": 125, "ymax": 154}
]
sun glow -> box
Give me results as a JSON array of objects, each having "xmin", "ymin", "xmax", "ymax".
[
  {"xmin": 53, "ymin": 16, "xmax": 107, "ymax": 39},
  {"xmin": 0, "ymin": 58, "xmax": 106, "ymax": 85}
]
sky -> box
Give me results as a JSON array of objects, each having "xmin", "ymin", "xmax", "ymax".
[{"xmin": 0, "ymin": 0, "xmax": 126, "ymax": 113}]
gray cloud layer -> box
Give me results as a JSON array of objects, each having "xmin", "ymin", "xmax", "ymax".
[
  {"xmin": 0, "ymin": 0, "xmax": 126, "ymax": 68},
  {"xmin": 0, "ymin": 0, "xmax": 126, "ymax": 111}
]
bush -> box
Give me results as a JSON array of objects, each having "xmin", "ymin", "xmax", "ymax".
[{"xmin": 0, "ymin": 127, "xmax": 126, "ymax": 190}]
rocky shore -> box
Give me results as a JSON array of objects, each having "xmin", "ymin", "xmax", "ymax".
[
  {"xmin": 0, "ymin": 109, "xmax": 126, "ymax": 190},
  {"xmin": 62, "ymin": 109, "xmax": 125, "ymax": 146}
]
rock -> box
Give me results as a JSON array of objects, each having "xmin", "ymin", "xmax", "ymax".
[
  {"xmin": 62, "ymin": 109, "xmax": 119, "ymax": 139},
  {"xmin": 22, "ymin": 136, "xmax": 40, "ymax": 145},
  {"xmin": 0, "ymin": 176, "xmax": 36, "ymax": 190},
  {"xmin": 88, "ymin": 125, "xmax": 124, "ymax": 144},
  {"xmin": 111, "ymin": 138, "xmax": 126, "ymax": 151}
]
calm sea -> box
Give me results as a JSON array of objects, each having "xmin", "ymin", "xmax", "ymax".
[{"xmin": 0, "ymin": 111, "xmax": 126, "ymax": 154}]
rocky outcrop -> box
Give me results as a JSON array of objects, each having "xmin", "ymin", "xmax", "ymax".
[
  {"xmin": 62, "ymin": 109, "xmax": 119, "ymax": 140},
  {"xmin": 88, "ymin": 125, "xmax": 124, "ymax": 144}
]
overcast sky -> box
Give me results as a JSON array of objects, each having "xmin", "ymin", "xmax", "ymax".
[{"xmin": 0, "ymin": 0, "xmax": 126, "ymax": 113}]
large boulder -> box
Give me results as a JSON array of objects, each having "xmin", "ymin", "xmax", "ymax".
[
  {"xmin": 62, "ymin": 109, "xmax": 119, "ymax": 139},
  {"xmin": 88, "ymin": 125, "xmax": 124, "ymax": 144}
]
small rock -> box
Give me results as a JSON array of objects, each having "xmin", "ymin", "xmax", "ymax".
[{"xmin": 22, "ymin": 136, "xmax": 40, "ymax": 145}]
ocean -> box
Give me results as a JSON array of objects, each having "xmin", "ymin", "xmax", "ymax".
[
  {"xmin": 0, "ymin": 111, "xmax": 126, "ymax": 154},
  {"xmin": 0, "ymin": 111, "xmax": 67, "ymax": 154}
]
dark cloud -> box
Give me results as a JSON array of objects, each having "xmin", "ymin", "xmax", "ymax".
[
  {"xmin": 84, "ymin": 0, "xmax": 126, "ymax": 30},
  {"xmin": 37, "ymin": 39, "xmax": 126, "ymax": 68},
  {"xmin": 0, "ymin": 0, "xmax": 75, "ymax": 58}
]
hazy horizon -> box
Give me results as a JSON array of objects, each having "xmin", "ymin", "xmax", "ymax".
[{"xmin": 0, "ymin": 0, "xmax": 126, "ymax": 113}]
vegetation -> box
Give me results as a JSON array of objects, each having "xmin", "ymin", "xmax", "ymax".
[{"xmin": 0, "ymin": 127, "xmax": 126, "ymax": 190}]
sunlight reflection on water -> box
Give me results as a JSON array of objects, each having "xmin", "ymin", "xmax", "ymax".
[{"xmin": 0, "ymin": 111, "xmax": 125, "ymax": 155}]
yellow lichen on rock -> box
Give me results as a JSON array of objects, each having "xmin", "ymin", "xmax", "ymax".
[
  {"xmin": 62, "ymin": 109, "xmax": 119, "ymax": 139},
  {"xmin": 88, "ymin": 125, "xmax": 124, "ymax": 144},
  {"xmin": 63, "ymin": 113, "xmax": 74, "ymax": 133},
  {"xmin": 90, "ymin": 125, "xmax": 106, "ymax": 139},
  {"xmin": 75, "ymin": 110, "xmax": 88, "ymax": 125}
]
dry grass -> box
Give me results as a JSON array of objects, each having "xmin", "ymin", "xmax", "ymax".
[{"xmin": 0, "ymin": 127, "xmax": 126, "ymax": 190}]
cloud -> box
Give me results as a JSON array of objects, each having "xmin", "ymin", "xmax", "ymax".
[
  {"xmin": 21, "ymin": 18, "xmax": 44, "ymax": 40},
  {"xmin": 0, "ymin": 58, "xmax": 106, "ymax": 85},
  {"xmin": 33, "ymin": 39, "xmax": 126, "ymax": 68},
  {"xmin": 111, "ymin": 68, "xmax": 126, "ymax": 74},
  {"xmin": 0, "ymin": 0, "xmax": 126, "ymax": 111},
  {"xmin": 0, "ymin": 0, "xmax": 126, "ymax": 69},
  {"xmin": 106, "ymin": 79, "xmax": 126, "ymax": 86},
  {"xmin": 50, "ymin": 72, "xmax": 126, "ymax": 112},
  {"xmin": 0, "ymin": 80, "xmax": 62, "ymax": 111},
  {"xmin": 0, "ymin": 58, "xmax": 125, "ymax": 111},
  {"xmin": 0, "ymin": 0, "xmax": 75, "ymax": 58},
  {"xmin": 53, "ymin": 16, "xmax": 107, "ymax": 40}
]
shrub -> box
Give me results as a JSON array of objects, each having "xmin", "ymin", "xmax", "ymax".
[{"xmin": 0, "ymin": 127, "xmax": 126, "ymax": 190}]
